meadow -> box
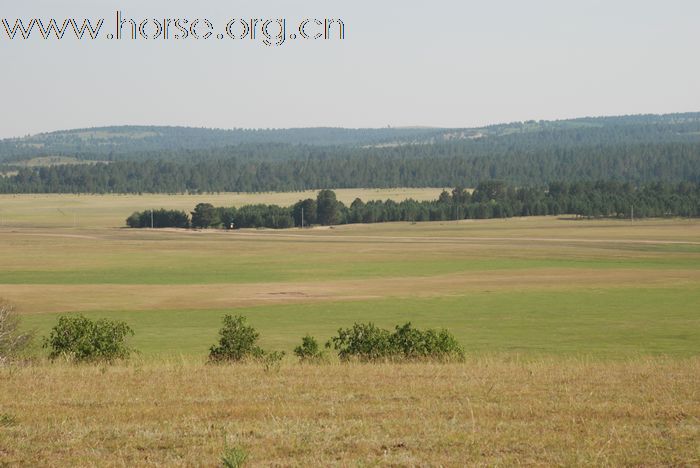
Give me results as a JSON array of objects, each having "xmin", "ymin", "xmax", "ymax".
[
  {"xmin": 1, "ymin": 192, "xmax": 699, "ymax": 465},
  {"xmin": 1, "ymin": 358, "xmax": 698, "ymax": 466}
]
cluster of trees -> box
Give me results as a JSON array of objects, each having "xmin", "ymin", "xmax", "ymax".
[
  {"xmin": 126, "ymin": 209, "xmax": 189, "ymax": 228},
  {"xmin": 126, "ymin": 181, "xmax": 700, "ymax": 230}
]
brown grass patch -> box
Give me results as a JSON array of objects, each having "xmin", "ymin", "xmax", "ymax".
[
  {"xmin": 4, "ymin": 267, "xmax": 698, "ymax": 316},
  {"xmin": 1, "ymin": 358, "xmax": 698, "ymax": 465}
]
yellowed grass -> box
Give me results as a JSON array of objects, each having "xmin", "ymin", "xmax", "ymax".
[
  {"xmin": 1, "ymin": 358, "xmax": 698, "ymax": 466},
  {"xmin": 0, "ymin": 189, "xmax": 444, "ymax": 228},
  {"xmin": 2, "ymin": 266, "xmax": 698, "ymax": 316},
  {"xmin": 0, "ymin": 217, "xmax": 698, "ymax": 316},
  {"xmin": 13, "ymin": 156, "xmax": 105, "ymax": 167}
]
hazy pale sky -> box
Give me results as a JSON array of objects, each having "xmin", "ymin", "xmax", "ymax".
[{"xmin": 1, "ymin": 0, "xmax": 699, "ymax": 138}]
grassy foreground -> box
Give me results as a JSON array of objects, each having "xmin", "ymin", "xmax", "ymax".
[{"xmin": 1, "ymin": 358, "xmax": 698, "ymax": 466}]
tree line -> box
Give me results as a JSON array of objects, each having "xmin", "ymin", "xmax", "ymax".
[
  {"xmin": 126, "ymin": 181, "xmax": 700, "ymax": 230},
  {"xmin": 3, "ymin": 141, "xmax": 700, "ymax": 194}
]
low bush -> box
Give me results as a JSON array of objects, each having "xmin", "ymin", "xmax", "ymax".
[
  {"xmin": 208, "ymin": 315, "xmax": 265, "ymax": 363},
  {"xmin": 43, "ymin": 315, "xmax": 134, "ymax": 363},
  {"xmin": 293, "ymin": 334, "xmax": 326, "ymax": 363},
  {"xmin": 326, "ymin": 322, "xmax": 395, "ymax": 362},
  {"xmin": 389, "ymin": 322, "xmax": 465, "ymax": 361},
  {"xmin": 327, "ymin": 322, "xmax": 464, "ymax": 362}
]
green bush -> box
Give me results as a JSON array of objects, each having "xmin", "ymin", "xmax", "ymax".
[
  {"xmin": 326, "ymin": 322, "xmax": 394, "ymax": 362},
  {"xmin": 0, "ymin": 302, "xmax": 34, "ymax": 364},
  {"xmin": 293, "ymin": 334, "xmax": 326, "ymax": 362},
  {"xmin": 389, "ymin": 322, "xmax": 465, "ymax": 361},
  {"xmin": 209, "ymin": 315, "xmax": 265, "ymax": 363},
  {"xmin": 43, "ymin": 315, "xmax": 134, "ymax": 363},
  {"xmin": 327, "ymin": 322, "xmax": 464, "ymax": 362}
]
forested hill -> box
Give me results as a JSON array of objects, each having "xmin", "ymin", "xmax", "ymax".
[
  {"xmin": 1, "ymin": 112, "xmax": 699, "ymax": 193},
  {"xmin": 0, "ymin": 126, "xmax": 452, "ymax": 161}
]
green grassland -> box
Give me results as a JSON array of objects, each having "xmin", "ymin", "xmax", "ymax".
[
  {"xmin": 19, "ymin": 286, "xmax": 700, "ymax": 358},
  {"xmin": 1, "ymin": 192, "xmax": 699, "ymax": 360}
]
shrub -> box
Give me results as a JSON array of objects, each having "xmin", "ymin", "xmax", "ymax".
[
  {"xmin": 43, "ymin": 315, "xmax": 134, "ymax": 363},
  {"xmin": 326, "ymin": 322, "xmax": 394, "ymax": 362},
  {"xmin": 293, "ymin": 335, "xmax": 326, "ymax": 363},
  {"xmin": 209, "ymin": 315, "xmax": 264, "ymax": 363},
  {"xmin": 389, "ymin": 322, "xmax": 465, "ymax": 361},
  {"xmin": 326, "ymin": 322, "xmax": 465, "ymax": 362},
  {"xmin": 0, "ymin": 302, "xmax": 34, "ymax": 364}
]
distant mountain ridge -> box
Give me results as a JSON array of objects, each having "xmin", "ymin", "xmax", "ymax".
[
  {"xmin": 2, "ymin": 112, "xmax": 700, "ymax": 163},
  {"xmin": 1, "ymin": 112, "xmax": 699, "ymax": 193}
]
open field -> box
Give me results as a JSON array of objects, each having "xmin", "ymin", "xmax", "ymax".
[
  {"xmin": 1, "ymin": 193, "xmax": 699, "ymax": 465},
  {"xmin": 0, "ymin": 194, "xmax": 696, "ymax": 358},
  {"xmin": 1, "ymin": 358, "xmax": 699, "ymax": 465}
]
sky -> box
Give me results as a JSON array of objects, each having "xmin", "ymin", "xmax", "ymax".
[{"xmin": 1, "ymin": 0, "xmax": 699, "ymax": 138}]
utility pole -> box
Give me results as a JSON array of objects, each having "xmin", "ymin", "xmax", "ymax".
[
  {"xmin": 151, "ymin": 209, "xmax": 154, "ymax": 229},
  {"xmin": 631, "ymin": 204, "xmax": 634, "ymax": 222}
]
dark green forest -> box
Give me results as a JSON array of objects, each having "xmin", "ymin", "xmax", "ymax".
[
  {"xmin": 2, "ymin": 113, "xmax": 700, "ymax": 193},
  {"xmin": 127, "ymin": 181, "xmax": 700, "ymax": 230}
]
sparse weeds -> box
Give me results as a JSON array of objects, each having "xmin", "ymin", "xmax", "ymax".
[
  {"xmin": 221, "ymin": 446, "xmax": 248, "ymax": 468},
  {"xmin": 261, "ymin": 350, "xmax": 285, "ymax": 372},
  {"xmin": 0, "ymin": 302, "xmax": 34, "ymax": 363},
  {"xmin": 0, "ymin": 412, "xmax": 17, "ymax": 427}
]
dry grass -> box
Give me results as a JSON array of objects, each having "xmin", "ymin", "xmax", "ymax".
[
  {"xmin": 2, "ymin": 267, "xmax": 698, "ymax": 316},
  {"xmin": 1, "ymin": 357, "xmax": 698, "ymax": 466},
  {"xmin": 1, "ymin": 217, "xmax": 698, "ymax": 316},
  {"xmin": 0, "ymin": 189, "xmax": 444, "ymax": 228}
]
